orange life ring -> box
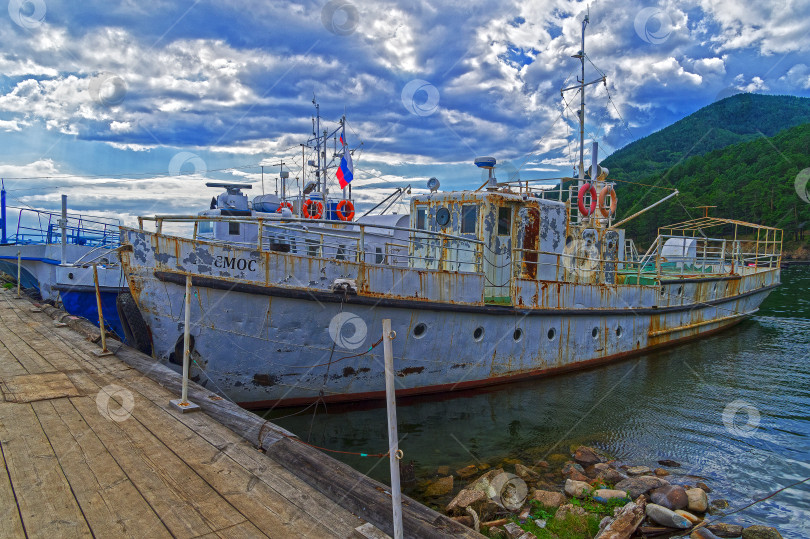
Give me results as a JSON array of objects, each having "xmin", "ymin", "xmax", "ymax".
[
  {"xmin": 598, "ymin": 185, "xmax": 618, "ymax": 217},
  {"xmin": 577, "ymin": 183, "xmax": 597, "ymax": 217},
  {"xmin": 303, "ymin": 199, "xmax": 323, "ymax": 219},
  {"xmin": 336, "ymin": 200, "xmax": 355, "ymax": 221},
  {"xmin": 276, "ymin": 201, "xmax": 293, "ymax": 213}
]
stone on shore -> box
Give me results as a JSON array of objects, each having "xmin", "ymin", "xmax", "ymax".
[
  {"xmin": 562, "ymin": 460, "xmax": 589, "ymax": 481},
  {"xmin": 742, "ymin": 526, "xmax": 784, "ymax": 539},
  {"xmin": 596, "ymin": 467, "xmax": 627, "ymax": 485},
  {"xmin": 466, "ymin": 468, "xmax": 505, "ymax": 491},
  {"xmin": 691, "ymin": 529, "xmax": 723, "ymax": 539},
  {"xmin": 456, "ymin": 465, "xmax": 478, "ymax": 479},
  {"xmin": 658, "ymin": 459, "xmax": 681, "ymax": 467},
  {"xmin": 654, "ymin": 468, "xmax": 670, "ymax": 476},
  {"xmin": 696, "ymin": 481, "xmax": 712, "ymax": 493},
  {"xmin": 451, "ymin": 515, "xmax": 474, "ymax": 528},
  {"xmin": 614, "ymin": 476, "xmax": 669, "ymax": 498},
  {"xmin": 515, "ymin": 463, "xmax": 540, "ymax": 482},
  {"xmin": 592, "ymin": 489, "xmax": 630, "ymax": 504},
  {"xmin": 437, "ymin": 465, "xmax": 450, "ymax": 476},
  {"xmin": 554, "ymin": 503, "xmax": 588, "ymax": 520},
  {"xmin": 624, "ymin": 465, "xmax": 653, "ymax": 476},
  {"xmin": 424, "ymin": 476, "xmax": 453, "ymax": 497},
  {"xmin": 574, "ymin": 445, "xmax": 606, "ymax": 466},
  {"xmin": 594, "ymin": 495, "xmax": 646, "ymax": 539},
  {"xmin": 709, "ymin": 498, "xmax": 730, "ymax": 514},
  {"xmin": 445, "ymin": 489, "xmax": 486, "ymax": 514},
  {"xmin": 686, "ymin": 487, "xmax": 709, "ymax": 513},
  {"xmin": 503, "ymin": 522, "xmax": 533, "ymax": 539},
  {"xmin": 645, "ymin": 503, "xmax": 691, "ymax": 529},
  {"xmin": 564, "ymin": 478, "xmax": 591, "ymax": 498},
  {"xmin": 706, "ymin": 523, "xmax": 744, "ymax": 537},
  {"xmin": 674, "ymin": 509, "xmax": 701, "ymax": 524},
  {"xmin": 650, "ymin": 485, "xmax": 688, "ymax": 511},
  {"xmin": 533, "ymin": 489, "xmax": 566, "ymax": 508}
]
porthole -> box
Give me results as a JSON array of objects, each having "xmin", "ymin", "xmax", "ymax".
[
  {"xmin": 513, "ymin": 328, "xmax": 523, "ymax": 342},
  {"xmin": 592, "ymin": 327, "xmax": 600, "ymax": 339},
  {"xmin": 436, "ymin": 207, "xmax": 451, "ymax": 227},
  {"xmin": 473, "ymin": 327, "xmax": 485, "ymax": 341},
  {"xmin": 616, "ymin": 326, "xmax": 623, "ymax": 338},
  {"xmin": 676, "ymin": 286, "xmax": 683, "ymax": 296},
  {"xmin": 547, "ymin": 328, "xmax": 556, "ymax": 340},
  {"xmin": 413, "ymin": 323, "xmax": 427, "ymax": 339}
]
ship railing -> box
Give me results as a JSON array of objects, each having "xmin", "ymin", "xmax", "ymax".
[
  {"xmin": 513, "ymin": 232, "xmax": 780, "ymax": 286},
  {"xmin": 139, "ymin": 215, "xmax": 484, "ymax": 273},
  {"xmin": 7, "ymin": 206, "xmax": 121, "ymax": 247}
]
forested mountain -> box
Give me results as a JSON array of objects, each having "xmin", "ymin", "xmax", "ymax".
[
  {"xmin": 603, "ymin": 93, "xmax": 810, "ymax": 180},
  {"xmin": 609, "ymin": 122, "xmax": 810, "ymax": 249}
]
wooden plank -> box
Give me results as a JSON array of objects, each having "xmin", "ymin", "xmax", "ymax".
[
  {"xmin": 0, "ymin": 403, "xmax": 92, "ymax": 538},
  {"xmin": 0, "ymin": 439, "xmax": 26, "ymax": 538},
  {"xmin": 265, "ymin": 438, "xmax": 480, "ymax": 539},
  {"xmin": 0, "ymin": 339, "xmax": 29, "ymax": 378},
  {"xmin": 0, "ymin": 311, "xmax": 55, "ymax": 375},
  {"xmin": 70, "ymin": 395, "xmax": 245, "ymax": 538},
  {"xmin": 31, "ymin": 398, "xmax": 171, "ymax": 538},
  {"xmin": 1, "ymin": 372, "xmax": 81, "ymax": 403},
  {"xmin": 118, "ymin": 369, "xmax": 365, "ymax": 535}
]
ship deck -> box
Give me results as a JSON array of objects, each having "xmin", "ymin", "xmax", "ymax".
[{"xmin": 0, "ymin": 287, "xmax": 478, "ymax": 538}]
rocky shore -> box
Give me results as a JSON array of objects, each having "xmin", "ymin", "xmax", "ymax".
[{"xmin": 416, "ymin": 446, "xmax": 783, "ymax": 539}]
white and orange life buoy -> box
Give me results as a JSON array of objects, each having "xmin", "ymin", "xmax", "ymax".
[
  {"xmin": 577, "ymin": 183, "xmax": 597, "ymax": 217},
  {"xmin": 303, "ymin": 199, "xmax": 324, "ymax": 219},
  {"xmin": 336, "ymin": 199, "xmax": 355, "ymax": 221},
  {"xmin": 598, "ymin": 185, "xmax": 618, "ymax": 218},
  {"xmin": 276, "ymin": 201, "xmax": 294, "ymax": 213}
]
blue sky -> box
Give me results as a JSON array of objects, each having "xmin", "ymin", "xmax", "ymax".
[{"xmin": 1, "ymin": 0, "xmax": 809, "ymax": 224}]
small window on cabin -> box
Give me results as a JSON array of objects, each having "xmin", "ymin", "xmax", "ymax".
[
  {"xmin": 498, "ymin": 207, "xmax": 511, "ymax": 236},
  {"xmin": 228, "ymin": 222, "xmax": 240, "ymax": 235},
  {"xmin": 336, "ymin": 245, "xmax": 346, "ymax": 260},
  {"xmin": 198, "ymin": 221, "xmax": 213, "ymax": 234},
  {"xmin": 375, "ymin": 247, "xmax": 384, "ymax": 264},
  {"xmin": 416, "ymin": 207, "xmax": 426, "ymax": 230},
  {"xmin": 461, "ymin": 205, "xmax": 478, "ymax": 234}
]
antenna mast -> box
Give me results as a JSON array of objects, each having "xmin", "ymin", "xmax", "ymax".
[{"xmin": 561, "ymin": 10, "xmax": 606, "ymax": 185}]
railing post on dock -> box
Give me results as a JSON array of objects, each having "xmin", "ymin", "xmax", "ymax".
[
  {"xmin": 60, "ymin": 194, "xmax": 67, "ymax": 265},
  {"xmin": 92, "ymin": 263, "xmax": 113, "ymax": 357},
  {"xmin": 382, "ymin": 319, "xmax": 404, "ymax": 539},
  {"xmin": 171, "ymin": 274, "xmax": 200, "ymax": 413},
  {"xmin": 16, "ymin": 250, "xmax": 21, "ymax": 298}
]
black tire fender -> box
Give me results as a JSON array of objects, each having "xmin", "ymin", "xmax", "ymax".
[{"xmin": 116, "ymin": 292, "xmax": 153, "ymax": 356}]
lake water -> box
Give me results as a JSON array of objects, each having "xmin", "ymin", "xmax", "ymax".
[{"xmin": 265, "ymin": 265, "xmax": 810, "ymax": 537}]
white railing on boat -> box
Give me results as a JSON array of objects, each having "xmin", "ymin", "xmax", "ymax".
[{"xmin": 137, "ymin": 215, "xmax": 485, "ymax": 273}]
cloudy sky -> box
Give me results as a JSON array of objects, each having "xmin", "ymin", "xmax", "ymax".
[{"xmin": 1, "ymin": 0, "xmax": 809, "ymax": 225}]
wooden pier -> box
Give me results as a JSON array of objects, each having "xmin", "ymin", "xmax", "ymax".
[{"xmin": 0, "ymin": 288, "xmax": 479, "ymax": 538}]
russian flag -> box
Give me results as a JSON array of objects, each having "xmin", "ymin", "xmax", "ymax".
[
  {"xmin": 339, "ymin": 133, "xmax": 346, "ymax": 146},
  {"xmin": 337, "ymin": 150, "xmax": 353, "ymax": 189}
]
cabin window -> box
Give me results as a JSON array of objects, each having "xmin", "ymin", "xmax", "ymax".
[
  {"xmin": 461, "ymin": 205, "xmax": 478, "ymax": 234},
  {"xmin": 498, "ymin": 207, "xmax": 511, "ymax": 236},
  {"xmin": 228, "ymin": 222, "xmax": 240, "ymax": 235},
  {"xmin": 306, "ymin": 239, "xmax": 319, "ymax": 257},
  {"xmin": 336, "ymin": 245, "xmax": 346, "ymax": 260},
  {"xmin": 416, "ymin": 207, "xmax": 426, "ymax": 230},
  {"xmin": 375, "ymin": 247, "xmax": 384, "ymax": 264},
  {"xmin": 198, "ymin": 221, "xmax": 213, "ymax": 234}
]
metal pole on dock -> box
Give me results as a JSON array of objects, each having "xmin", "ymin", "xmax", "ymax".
[
  {"xmin": 60, "ymin": 194, "xmax": 67, "ymax": 265},
  {"xmin": 16, "ymin": 250, "xmax": 21, "ymax": 298},
  {"xmin": 92, "ymin": 264, "xmax": 113, "ymax": 357},
  {"xmin": 382, "ymin": 319, "xmax": 404, "ymax": 539},
  {"xmin": 171, "ymin": 274, "xmax": 200, "ymax": 413}
]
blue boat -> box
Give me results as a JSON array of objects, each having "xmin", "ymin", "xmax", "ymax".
[{"xmin": 0, "ymin": 187, "xmax": 128, "ymax": 340}]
